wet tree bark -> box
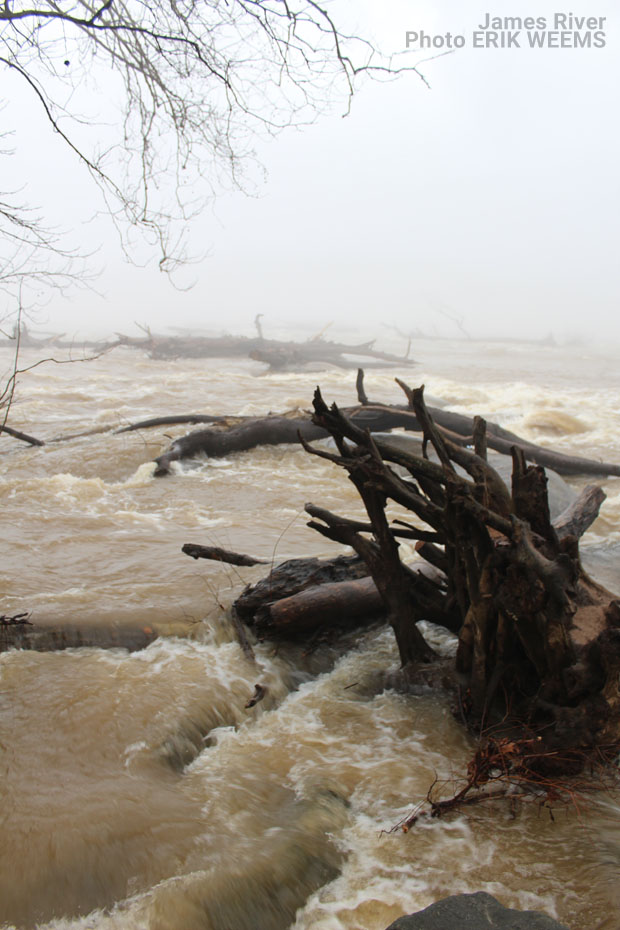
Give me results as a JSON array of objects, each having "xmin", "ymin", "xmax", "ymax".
[
  {"xmin": 252, "ymin": 577, "xmax": 385, "ymax": 638},
  {"xmin": 153, "ymin": 406, "xmax": 428, "ymax": 475}
]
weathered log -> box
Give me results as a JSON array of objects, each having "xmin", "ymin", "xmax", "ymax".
[
  {"xmin": 110, "ymin": 329, "xmax": 415, "ymax": 369},
  {"xmin": 233, "ymin": 555, "xmax": 449, "ymax": 642},
  {"xmin": 155, "ymin": 414, "xmax": 325, "ymax": 475},
  {"xmin": 234, "ymin": 554, "xmax": 369, "ymax": 623},
  {"xmin": 152, "ymin": 375, "xmax": 620, "ymax": 478},
  {"xmin": 248, "ymin": 338, "xmax": 414, "ymax": 371},
  {"xmin": 254, "ymin": 577, "xmax": 384, "ymax": 638},
  {"xmin": 116, "ymin": 414, "xmax": 226, "ymax": 433},
  {"xmin": 153, "ymin": 406, "xmax": 424, "ymax": 475}
]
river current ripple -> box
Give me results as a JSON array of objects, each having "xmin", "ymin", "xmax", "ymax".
[{"xmin": 1, "ymin": 337, "xmax": 620, "ymax": 930}]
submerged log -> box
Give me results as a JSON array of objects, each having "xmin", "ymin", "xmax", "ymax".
[
  {"xmin": 0, "ymin": 617, "xmax": 156, "ymax": 653},
  {"xmin": 0, "ymin": 424, "xmax": 45, "ymax": 446},
  {"xmin": 155, "ymin": 413, "xmax": 327, "ymax": 475}
]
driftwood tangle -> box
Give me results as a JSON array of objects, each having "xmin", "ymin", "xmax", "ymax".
[
  {"xmin": 204, "ymin": 481, "xmax": 604, "ymax": 649},
  {"xmin": 299, "ymin": 381, "xmax": 620, "ymax": 759},
  {"xmin": 177, "ymin": 370, "xmax": 620, "ymax": 766},
  {"xmin": 183, "ymin": 376, "xmax": 620, "ymax": 771}
]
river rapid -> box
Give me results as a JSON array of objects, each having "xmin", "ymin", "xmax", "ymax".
[{"xmin": 1, "ymin": 335, "xmax": 620, "ymax": 930}]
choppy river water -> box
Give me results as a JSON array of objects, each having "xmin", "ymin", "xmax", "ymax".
[{"xmin": 1, "ymin": 336, "xmax": 620, "ymax": 930}]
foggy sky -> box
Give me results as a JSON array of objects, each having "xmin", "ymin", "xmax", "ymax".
[{"xmin": 6, "ymin": 0, "xmax": 620, "ymax": 342}]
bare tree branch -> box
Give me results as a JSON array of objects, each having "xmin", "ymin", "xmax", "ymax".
[{"xmin": 1, "ymin": 0, "xmax": 430, "ymax": 273}]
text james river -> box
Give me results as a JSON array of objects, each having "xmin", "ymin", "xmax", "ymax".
[{"xmin": 405, "ymin": 13, "xmax": 607, "ymax": 49}]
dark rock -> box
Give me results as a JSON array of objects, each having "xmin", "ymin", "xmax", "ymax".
[{"xmin": 386, "ymin": 892, "xmax": 569, "ymax": 930}]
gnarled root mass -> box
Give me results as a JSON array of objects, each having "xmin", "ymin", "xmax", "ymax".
[
  {"xmin": 181, "ymin": 376, "xmax": 619, "ymax": 809},
  {"xmin": 301, "ymin": 381, "xmax": 620, "ymax": 784}
]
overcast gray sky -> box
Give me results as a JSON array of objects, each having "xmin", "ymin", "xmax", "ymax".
[{"xmin": 7, "ymin": 0, "xmax": 620, "ymax": 342}]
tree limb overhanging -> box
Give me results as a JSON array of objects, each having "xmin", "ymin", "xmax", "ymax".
[
  {"xmin": 1, "ymin": 0, "xmax": 430, "ymax": 280},
  {"xmin": 1, "ymin": 2, "xmax": 428, "ymax": 436}
]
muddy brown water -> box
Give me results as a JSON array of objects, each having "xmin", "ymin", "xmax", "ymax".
[{"xmin": 1, "ymin": 337, "xmax": 620, "ymax": 930}]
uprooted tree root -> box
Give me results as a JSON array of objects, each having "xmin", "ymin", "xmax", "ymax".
[
  {"xmin": 296, "ymin": 376, "xmax": 620, "ymax": 823},
  {"xmin": 180, "ymin": 373, "xmax": 620, "ymax": 825},
  {"xmin": 392, "ymin": 731, "xmax": 620, "ymax": 832}
]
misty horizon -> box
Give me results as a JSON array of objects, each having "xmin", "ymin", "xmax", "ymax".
[{"xmin": 2, "ymin": 0, "xmax": 619, "ymax": 347}]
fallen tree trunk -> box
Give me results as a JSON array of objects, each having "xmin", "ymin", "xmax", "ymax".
[
  {"xmin": 5, "ymin": 363, "xmax": 619, "ymax": 488},
  {"xmin": 116, "ymin": 414, "xmax": 226, "ymax": 433},
  {"xmin": 112, "ymin": 330, "xmax": 415, "ymax": 370},
  {"xmin": 153, "ymin": 406, "xmax": 418, "ymax": 475},
  {"xmin": 182, "ymin": 546, "xmax": 388, "ymax": 641},
  {"xmin": 248, "ymin": 338, "xmax": 413, "ymax": 371},
  {"xmin": 152, "ymin": 372, "xmax": 620, "ymax": 477},
  {"xmin": 364, "ymin": 371, "xmax": 620, "ymax": 478},
  {"xmin": 255, "ymin": 576, "xmax": 384, "ymax": 637}
]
